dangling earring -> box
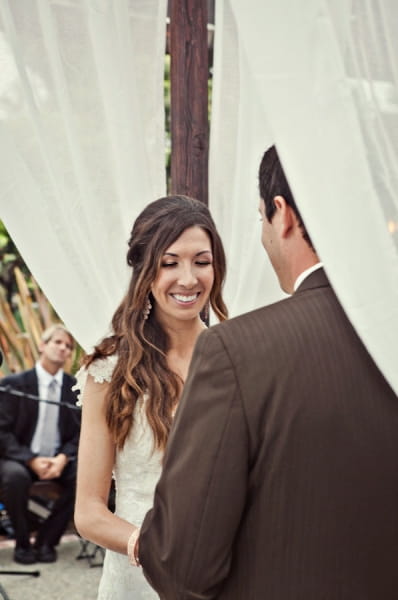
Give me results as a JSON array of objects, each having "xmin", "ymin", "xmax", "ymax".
[{"xmin": 143, "ymin": 297, "xmax": 152, "ymax": 320}]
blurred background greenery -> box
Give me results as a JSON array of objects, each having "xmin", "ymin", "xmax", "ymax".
[{"xmin": 0, "ymin": 220, "xmax": 83, "ymax": 376}]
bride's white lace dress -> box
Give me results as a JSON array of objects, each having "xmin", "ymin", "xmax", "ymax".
[{"xmin": 75, "ymin": 355, "xmax": 161, "ymax": 599}]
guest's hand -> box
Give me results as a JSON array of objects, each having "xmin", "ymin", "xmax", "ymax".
[
  {"xmin": 40, "ymin": 453, "xmax": 68, "ymax": 479},
  {"xmin": 27, "ymin": 456, "xmax": 52, "ymax": 479}
]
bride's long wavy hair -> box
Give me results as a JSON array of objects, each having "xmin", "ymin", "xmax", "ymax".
[{"xmin": 85, "ymin": 195, "xmax": 228, "ymax": 451}]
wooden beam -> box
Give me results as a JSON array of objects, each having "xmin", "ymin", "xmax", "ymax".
[{"xmin": 169, "ymin": 0, "xmax": 209, "ymax": 205}]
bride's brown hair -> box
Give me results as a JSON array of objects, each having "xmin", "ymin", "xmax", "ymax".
[{"xmin": 85, "ymin": 195, "xmax": 227, "ymax": 450}]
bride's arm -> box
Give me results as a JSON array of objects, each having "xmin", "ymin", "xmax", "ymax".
[{"xmin": 74, "ymin": 375, "xmax": 137, "ymax": 555}]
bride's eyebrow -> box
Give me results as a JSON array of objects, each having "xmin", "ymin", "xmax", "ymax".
[{"xmin": 163, "ymin": 250, "xmax": 212, "ymax": 257}]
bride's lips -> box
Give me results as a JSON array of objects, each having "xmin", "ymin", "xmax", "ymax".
[{"xmin": 170, "ymin": 292, "xmax": 200, "ymax": 306}]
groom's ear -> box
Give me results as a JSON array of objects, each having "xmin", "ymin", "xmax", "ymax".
[{"xmin": 273, "ymin": 195, "xmax": 295, "ymax": 239}]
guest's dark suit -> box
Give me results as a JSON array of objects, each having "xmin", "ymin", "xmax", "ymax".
[
  {"xmin": 0, "ymin": 368, "xmax": 80, "ymax": 547},
  {"xmin": 139, "ymin": 269, "xmax": 398, "ymax": 599}
]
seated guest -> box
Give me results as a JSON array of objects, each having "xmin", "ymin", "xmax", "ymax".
[{"xmin": 0, "ymin": 324, "xmax": 80, "ymax": 564}]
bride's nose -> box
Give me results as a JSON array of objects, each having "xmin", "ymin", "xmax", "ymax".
[{"xmin": 177, "ymin": 265, "xmax": 198, "ymax": 288}]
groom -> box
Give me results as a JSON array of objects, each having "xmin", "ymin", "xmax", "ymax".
[{"xmin": 139, "ymin": 145, "xmax": 398, "ymax": 598}]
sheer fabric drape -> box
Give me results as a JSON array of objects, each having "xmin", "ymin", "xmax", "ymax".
[
  {"xmin": 0, "ymin": 0, "xmax": 397, "ymax": 395},
  {"xmin": 209, "ymin": 0, "xmax": 286, "ymax": 319},
  {"xmin": 210, "ymin": 0, "xmax": 398, "ymax": 395},
  {"xmin": 0, "ymin": 0, "xmax": 167, "ymax": 351}
]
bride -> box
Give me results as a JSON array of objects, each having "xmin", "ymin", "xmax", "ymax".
[{"xmin": 74, "ymin": 195, "xmax": 228, "ymax": 599}]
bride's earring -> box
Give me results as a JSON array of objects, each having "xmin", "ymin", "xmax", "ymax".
[{"xmin": 143, "ymin": 297, "xmax": 152, "ymax": 321}]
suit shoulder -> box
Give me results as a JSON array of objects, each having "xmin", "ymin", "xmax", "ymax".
[
  {"xmin": 210, "ymin": 287, "xmax": 336, "ymax": 349},
  {"xmin": 211, "ymin": 296, "xmax": 293, "ymax": 337},
  {"xmin": 63, "ymin": 372, "xmax": 77, "ymax": 385},
  {"xmin": 0, "ymin": 369, "xmax": 34, "ymax": 387}
]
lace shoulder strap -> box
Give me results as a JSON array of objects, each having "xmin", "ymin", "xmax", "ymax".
[{"xmin": 73, "ymin": 354, "xmax": 118, "ymax": 406}]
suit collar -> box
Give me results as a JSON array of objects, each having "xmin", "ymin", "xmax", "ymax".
[
  {"xmin": 295, "ymin": 267, "xmax": 330, "ymax": 294},
  {"xmin": 16, "ymin": 368, "xmax": 67, "ymax": 400},
  {"xmin": 293, "ymin": 262, "xmax": 323, "ymax": 291},
  {"xmin": 22, "ymin": 368, "xmax": 39, "ymax": 389}
]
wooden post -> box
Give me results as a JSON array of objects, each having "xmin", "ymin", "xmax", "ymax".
[{"xmin": 169, "ymin": 0, "xmax": 209, "ymax": 205}]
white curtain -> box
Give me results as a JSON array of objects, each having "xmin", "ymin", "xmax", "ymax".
[
  {"xmin": 0, "ymin": 0, "xmax": 167, "ymax": 352},
  {"xmin": 211, "ymin": 0, "xmax": 398, "ymax": 394},
  {"xmin": 209, "ymin": 0, "xmax": 286, "ymax": 320},
  {"xmin": 1, "ymin": 0, "xmax": 397, "ymax": 396}
]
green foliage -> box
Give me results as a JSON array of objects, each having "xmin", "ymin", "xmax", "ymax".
[{"xmin": 0, "ymin": 221, "xmax": 31, "ymax": 305}]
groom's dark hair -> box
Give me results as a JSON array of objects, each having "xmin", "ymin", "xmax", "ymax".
[{"xmin": 258, "ymin": 145, "xmax": 314, "ymax": 250}]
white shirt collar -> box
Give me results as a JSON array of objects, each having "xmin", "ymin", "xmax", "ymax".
[
  {"xmin": 35, "ymin": 362, "xmax": 63, "ymax": 386},
  {"xmin": 293, "ymin": 262, "xmax": 323, "ymax": 292}
]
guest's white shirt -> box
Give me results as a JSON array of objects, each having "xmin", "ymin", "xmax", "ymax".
[
  {"xmin": 293, "ymin": 262, "xmax": 323, "ymax": 293},
  {"xmin": 30, "ymin": 363, "xmax": 63, "ymax": 455}
]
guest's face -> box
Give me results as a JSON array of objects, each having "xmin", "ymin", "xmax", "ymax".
[
  {"xmin": 40, "ymin": 330, "xmax": 73, "ymax": 370},
  {"xmin": 151, "ymin": 226, "xmax": 214, "ymax": 325}
]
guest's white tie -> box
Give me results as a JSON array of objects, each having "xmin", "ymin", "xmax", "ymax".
[{"xmin": 38, "ymin": 378, "xmax": 60, "ymax": 457}]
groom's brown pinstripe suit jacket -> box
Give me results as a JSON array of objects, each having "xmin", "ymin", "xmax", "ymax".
[{"xmin": 140, "ymin": 268, "xmax": 398, "ymax": 599}]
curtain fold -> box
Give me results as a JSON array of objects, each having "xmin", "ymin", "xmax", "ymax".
[
  {"xmin": 211, "ymin": 0, "xmax": 398, "ymax": 394},
  {"xmin": 209, "ymin": 0, "xmax": 286, "ymax": 320},
  {"xmin": 0, "ymin": 0, "xmax": 167, "ymax": 351}
]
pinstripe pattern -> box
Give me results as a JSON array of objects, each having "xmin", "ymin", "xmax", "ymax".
[{"xmin": 140, "ymin": 269, "xmax": 398, "ymax": 599}]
